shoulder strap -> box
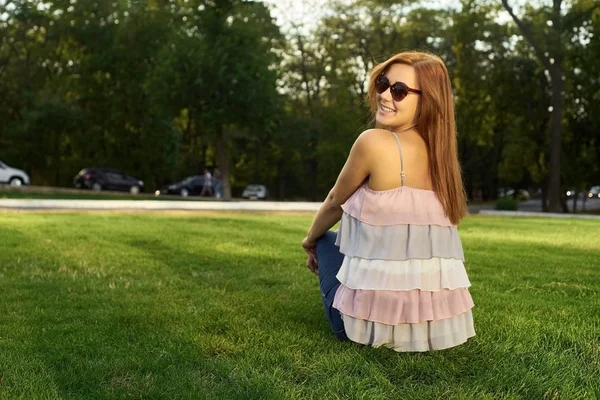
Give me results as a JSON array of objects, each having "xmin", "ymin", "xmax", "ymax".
[{"xmin": 391, "ymin": 132, "xmax": 406, "ymax": 186}]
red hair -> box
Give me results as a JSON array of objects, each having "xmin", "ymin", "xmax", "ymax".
[{"xmin": 367, "ymin": 51, "xmax": 468, "ymax": 224}]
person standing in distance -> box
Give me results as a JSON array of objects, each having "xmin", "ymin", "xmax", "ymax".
[
  {"xmin": 200, "ymin": 168, "xmax": 213, "ymax": 197},
  {"xmin": 213, "ymin": 168, "xmax": 222, "ymax": 199}
]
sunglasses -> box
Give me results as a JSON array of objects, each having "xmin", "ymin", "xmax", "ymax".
[{"xmin": 375, "ymin": 75, "xmax": 422, "ymax": 102}]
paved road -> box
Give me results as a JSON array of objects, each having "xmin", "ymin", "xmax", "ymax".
[
  {"xmin": 1, "ymin": 197, "xmax": 600, "ymax": 219},
  {"xmin": 470, "ymin": 198, "xmax": 600, "ymax": 213},
  {"xmin": 520, "ymin": 197, "xmax": 600, "ymax": 212},
  {"xmin": 0, "ymin": 199, "xmax": 322, "ymax": 212},
  {"xmin": 3, "ymin": 184, "xmax": 600, "ymax": 213}
]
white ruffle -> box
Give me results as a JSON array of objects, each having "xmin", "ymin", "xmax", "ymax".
[
  {"xmin": 336, "ymin": 256, "xmax": 471, "ymax": 291},
  {"xmin": 341, "ymin": 310, "xmax": 475, "ymax": 352}
]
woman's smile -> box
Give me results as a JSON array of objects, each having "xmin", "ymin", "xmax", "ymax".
[{"xmin": 379, "ymin": 103, "xmax": 396, "ymax": 113}]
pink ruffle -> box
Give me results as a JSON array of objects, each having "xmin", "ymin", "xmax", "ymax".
[
  {"xmin": 333, "ymin": 285, "xmax": 474, "ymax": 324},
  {"xmin": 341, "ymin": 184, "xmax": 454, "ymax": 227}
]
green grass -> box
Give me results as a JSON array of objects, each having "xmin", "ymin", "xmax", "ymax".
[{"xmin": 0, "ymin": 212, "xmax": 599, "ymax": 399}]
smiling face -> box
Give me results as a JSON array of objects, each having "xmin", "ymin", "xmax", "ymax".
[{"xmin": 375, "ymin": 63, "xmax": 420, "ymax": 131}]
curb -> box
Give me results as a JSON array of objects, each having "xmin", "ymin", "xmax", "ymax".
[
  {"xmin": 2, "ymin": 200, "xmax": 599, "ymax": 218},
  {"xmin": 479, "ymin": 210, "xmax": 600, "ymax": 220},
  {"xmin": 0, "ymin": 199, "xmax": 322, "ymax": 212}
]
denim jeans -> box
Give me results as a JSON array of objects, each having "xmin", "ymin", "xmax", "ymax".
[
  {"xmin": 316, "ymin": 231, "xmax": 348, "ymax": 341},
  {"xmin": 214, "ymin": 182, "xmax": 222, "ymax": 199}
]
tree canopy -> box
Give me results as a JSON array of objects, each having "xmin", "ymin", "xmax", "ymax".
[{"xmin": 1, "ymin": 0, "xmax": 599, "ymax": 207}]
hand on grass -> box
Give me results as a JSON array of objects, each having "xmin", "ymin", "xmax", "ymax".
[{"xmin": 302, "ymin": 237, "xmax": 318, "ymax": 276}]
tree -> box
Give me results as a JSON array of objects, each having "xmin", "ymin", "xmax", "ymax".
[
  {"xmin": 501, "ymin": 0, "xmax": 600, "ymax": 212},
  {"xmin": 195, "ymin": 0, "xmax": 282, "ymax": 200}
]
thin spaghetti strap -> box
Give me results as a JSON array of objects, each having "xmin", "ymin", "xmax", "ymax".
[{"xmin": 391, "ymin": 132, "xmax": 406, "ymax": 186}]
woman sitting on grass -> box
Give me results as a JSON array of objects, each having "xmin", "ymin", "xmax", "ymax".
[{"xmin": 301, "ymin": 51, "xmax": 475, "ymax": 352}]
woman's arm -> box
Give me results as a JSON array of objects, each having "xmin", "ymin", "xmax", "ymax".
[{"xmin": 305, "ymin": 131, "xmax": 373, "ymax": 242}]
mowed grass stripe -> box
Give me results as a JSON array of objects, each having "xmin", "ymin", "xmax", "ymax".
[{"xmin": 0, "ymin": 213, "xmax": 598, "ymax": 399}]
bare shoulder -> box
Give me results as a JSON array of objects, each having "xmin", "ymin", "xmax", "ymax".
[
  {"xmin": 353, "ymin": 129, "xmax": 390, "ymax": 151},
  {"xmin": 399, "ymin": 131, "xmax": 429, "ymax": 158},
  {"xmin": 356, "ymin": 128, "xmax": 425, "ymax": 153},
  {"xmin": 357, "ymin": 128, "xmax": 390, "ymax": 141}
]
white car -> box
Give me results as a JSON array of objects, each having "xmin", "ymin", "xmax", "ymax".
[
  {"xmin": 0, "ymin": 160, "xmax": 30, "ymax": 186},
  {"xmin": 242, "ymin": 184, "xmax": 268, "ymax": 200}
]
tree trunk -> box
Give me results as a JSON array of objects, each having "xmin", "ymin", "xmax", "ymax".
[
  {"xmin": 572, "ymin": 190, "xmax": 578, "ymax": 213},
  {"xmin": 277, "ymin": 158, "xmax": 285, "ymax": 200},
  {"xmin": 310, "ymin": 158, "xmax": 318, "ymax": 202},
  {"xmin": 501, "ymin": 0, "xmax": 565, "ymax": 213},
  {"xmin": 54, "ymin": 133, "xmax": 61, "ymax": 186},
  {"xmin": 548, "ymin": 67, "xmax": 563, "ymax": 213},
  {"xmin": 215, "ymin": 124, "xmax": 232, "ymax": 200},
  {"xmin": 541, "ymin": 180, "xmax": 549, "ymax": 212},
  {"xmin": 200, "ymin": 144, "xmax": 208, "ymax": 172},
  {"xmin": 560, "ymin": 195, "xmax": 568, "ymax": 213},
  {"xmin": 254, "ymin": 140, "xmax": 262, "ymax": 183}
]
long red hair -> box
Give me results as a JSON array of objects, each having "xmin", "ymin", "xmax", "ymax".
[{"xmin": 367, "ymin": 51, "xmax": 468, "ymax": 225}]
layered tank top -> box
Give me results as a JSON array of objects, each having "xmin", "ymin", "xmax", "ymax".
[{"xmin": 332, "ymin": 132, "xmax": 475, "ymax": 352}]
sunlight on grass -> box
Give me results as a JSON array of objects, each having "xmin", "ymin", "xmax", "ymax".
[{"xmin": 0, "ymin": 211, "xmax": 599, "ymax": 399}]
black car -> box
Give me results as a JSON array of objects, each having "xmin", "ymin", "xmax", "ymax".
[
  {"xmin": 155, "ymin": 176, "xmax": 208, "ymax": 197},
  {"xmin": 73, "ymin": 167, "xmax": 144, "ymax": 194},
  {"xmin": 588, "ymin": 186, "xmax": 600, "ymax": 199}
]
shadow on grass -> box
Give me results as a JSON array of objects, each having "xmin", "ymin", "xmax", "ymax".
[
  {"xmin": 3, "ymin": 214, "xmax": 599, "ymax": 398},
  {"xmin": 2, "ymin": 234, "xmax": 294, "ymax": 399},
  {"xmin": 126, "ymin": 233, "xmax": 332, "ymax": 341},
  {"xmin": 127, "ymin": 219, "xmax": 600, "ymax": 398}
]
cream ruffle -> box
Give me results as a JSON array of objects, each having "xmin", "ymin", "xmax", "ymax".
[
  {"xmin": 336, "ymin": 256, "xmax": 470, "ymax": 291},
  {"xmin": 341, "ymin": 310, "xmax": 475, "ymax": 352}
]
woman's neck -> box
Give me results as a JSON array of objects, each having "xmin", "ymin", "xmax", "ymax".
[{"xmin": 389, "ymin": 124, "xmax": 417, "ymax": 135}]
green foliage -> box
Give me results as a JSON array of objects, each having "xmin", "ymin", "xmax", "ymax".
[
  {"xmin": 0, "ymin": 0, "xmax": 599, "ymax": 201},
  {"xmin": 0, "ymin": 0, "xmax": 283, "ymax": 193},
  {"xmin": 495, "ymin": 196, "xmax": 519, "ymax": 210}
]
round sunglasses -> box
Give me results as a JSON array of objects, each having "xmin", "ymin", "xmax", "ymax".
[{"xmin": 375, "ymin": 75, "xmax": 422, "ymax": 102}]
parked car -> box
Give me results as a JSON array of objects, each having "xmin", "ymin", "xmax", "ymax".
[
  {"xmin": 0, "ymin": 160, "xmax": 30, "ymax": 186},
  {"xmin": 155, "ymin": 176, "xmax": 208, "ymax": 197},
  {"xmin": 242, "ymin": 184, "xmax": 268, "ymax": 200},
  {"xmin": 588, "ymin": 186, "xmax": 600, "ymax": 199},
  {"xmin": 497, "ymin": 188, "xmax": 530, "ymax": 201},
  {"xmin": 73, "ymin": 167, "xmax": 144, "ymax": 194},
  {"xmin": 566, "ymin": 188, "xmax": 595, "ymax": 199}
]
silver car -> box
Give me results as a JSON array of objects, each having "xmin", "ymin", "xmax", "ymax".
[
  {"xmin": 242, "ymin": 184, "xmax": 268, "ymax": 200},
  {"xmin": 0, "ymin": 160, "xmax": 30, "ymax": 186}
]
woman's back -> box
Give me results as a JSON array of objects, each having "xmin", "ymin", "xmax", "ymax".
[
  {"xmin": 302, "ymin": 51, "xmax": 475, "ymax": 352},
  {"xmin": 364, "ymin": 128, "xmax": 432, "ymax": 192},
  {"xmin": 331, "ymin": 132, "xmax": 474, "ymax": 350}
]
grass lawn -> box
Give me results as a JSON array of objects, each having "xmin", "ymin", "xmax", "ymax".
[{"xmin": 0, "ymin": 212, "xmax": 599, "ymax": 399}]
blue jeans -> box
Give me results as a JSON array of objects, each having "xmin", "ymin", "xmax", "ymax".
[
  {"xmin": 316, "ymin": 231, "xmax": 348, "ymax": 341},
  {"xmin": 214, "ymin": 182, "xmax": 222, "ymax": 199}
]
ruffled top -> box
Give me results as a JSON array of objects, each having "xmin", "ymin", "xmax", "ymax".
[{"xmin": 332, "ymin": 183, "xmax": 475, "ymax": 352}]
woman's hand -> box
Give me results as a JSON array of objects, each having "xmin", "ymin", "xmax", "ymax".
[{"xmin": 302, "ymin": 236, "xmax": 318, "ymax": 276}]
